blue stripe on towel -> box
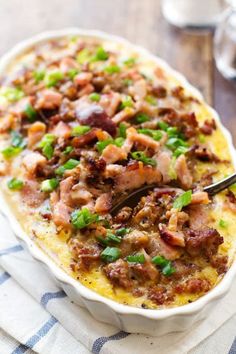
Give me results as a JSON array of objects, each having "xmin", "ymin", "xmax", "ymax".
[
  {"xmin": 0, "ymin": 271, "xmax": 10, "ymax": 285},
  {"xmin": 92, "ymin": 331, "xmax": 130, "ymax": 354},
  {"xmin": 11, "ymin": 316, "xmax": 58, "ymax": 354},
  {"xmin": 0, "ymin": 244, "xmax": 23, "ymax": 257},
  {"xmin": 229, "ymin": 337, "xmax": 236, "ymax": 354},
  {"xmin": 40, "ymin": 290, "xmax": 66, "ymax": 307}
]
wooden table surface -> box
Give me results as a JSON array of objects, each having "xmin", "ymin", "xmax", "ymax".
[{"xmin": 1, "ymin": 0, "xmax": 236, "ymax": 142}]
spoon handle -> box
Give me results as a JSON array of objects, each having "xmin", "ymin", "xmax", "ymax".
[{"xmin": 203, "ymin": 173, "xmax": 236, "ymax": 196}]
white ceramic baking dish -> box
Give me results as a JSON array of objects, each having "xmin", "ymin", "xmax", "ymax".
[{"xmin": 0, "ymin": 28, "xmax": 235, "ymax": 336}]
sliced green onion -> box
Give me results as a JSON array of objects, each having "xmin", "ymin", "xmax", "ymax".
[
  {"xmin": 0, "ymin": 87, "xmax": 24, "ymax": 102},
  {"xmin": 123, "ymin": 57, "xmax": 136, "ymax": 67},
  {"xmin": 11, "ymin": 131, "xmax": 26, "ymax": 148},
  {"xmin": 162, "ymin": 262, "xmax": 176, "ymax": 276},
  {"xmin": 41, "ymin": 178, "xmax": 59, "ymax": 192},
  {"xmin": 198, "ymin": 134, "xmax": 206, "ymax": 143},
  {"xmin": 115, "ymin": 227, "xmax": 130, "ymax": 236},
  {"xmin": 114, "ymin": 137, "xmax": 125, "ymax": 147},
  {"xmin": 158, "ymin": 121, "xmax": 169, "ymax": 131},
  {"xmin": 126, "ymin": 253, "xmax": 145, "ymax": 264},
  {"xmin": 135, "ymin": 113, "xmax": 150, "ymax": 124},
  {"xmin": 44, "ymin": 71, "xmax": 64, "ymax": 87},
  {"xmin": 33, "ymin": 70, "xmax": 45, "ymax": 83},
  {"xmin": 96, "ymin": 139, "xmax": 113, "ymax": 153},
  {"xmin": 39, "ymin": 134, "xmax": 56, "ymax": 160},
  {"xmin": 63, "ymin": 146, "xmax": 74, "ymax": 155},
  {"xmin": 166, "ymin": 137, "xmax": 188, "ymax": 151},
  {"xmin": 152, "ymin": 255, "xmax": 175, "ymax": 276},
  {"xmin": 173, "ymin": 146, "xmax": 189, "ymax": 158},
  {"xmin": 89, "ymin": 92, "xmax": 101, "ymax": 102},
  {"xmin": 2, "ymin": 146, "xmax": 22, "ymax": 159},
  {"xmin": 7, "ymin": 178, "xmax": 24, "ymax": 190},
  {"xmin": 123, "ymin": 78, "xmax": 133, "ymax": 86},
  {"xmin": 100, "ymin": 247, "xmax": 121, "ymax": 263},
  {"xmin": 166, "ymin": 127, "xmax": 178, "ymax": 137},
  {"xmin": 138, "ymin": 128, "xmax": 163, "ymax": 141},
  {"xmin": 24, "ymin": 103, "xmax": 37, "ymax": 122},
  {"xmin": 145, "ymin": 95, "xmax": 157, "ymax": 106},
  {"xmin": 118, "ymin": 123, "xmax": 127, "ymax": 138},
  {"xmin": 93, "ymin": 47, "xmax": 109, "ymax": 61},
  {"xmin": 55, "ymin": 158, "xmax": 80, "ymax": 175},
  {"xmin": 71, "ymin": 207, "xmax": 99, "ymax": 229},
  {"xmin": 219, "ymin": 219, "xmax": 228, "ymax": 228},
  {"xmin": 67, "ymin": 69, "xmax": 79, "ymax": 80},
  {"xmin": 72, "ymin": 125, "xmax": 91, "ymax": 136},
  {"xmin": 104, "ymin": 65, "xmax": 120, "ymax": 74},
  {"xmin": 173, "ymin": 190, "xmax": 192, "ymax": 210},
  {"xmin": 120, "ymin": 95, "xmax": 133, "ymax": 109},
  {"xmin": 131, "ymin": 151, "xmax": 157, "ymax": 166}
]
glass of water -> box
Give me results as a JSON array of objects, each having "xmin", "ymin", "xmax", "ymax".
[{"xmin": 214, "ymin": 1, "xmax": 236, "ymax": 80}]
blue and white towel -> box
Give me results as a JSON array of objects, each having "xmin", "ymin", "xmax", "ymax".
[{"xmin": 0, "ymin": 212, "xmax": 236, "ymax": 354}]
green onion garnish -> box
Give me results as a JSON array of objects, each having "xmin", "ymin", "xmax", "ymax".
[
  {"xmin": 7, "ymin": 178, "xmax": 24, "ymax": 190},
  {"xmin": 63, "ymin": 146, "xmax": 74, "ymax": 155},
  {"xmin": 173, "ymin": 146, "xmax": 188, "ymax": 158},
  {"xmin": 24, "ymin": 103, "xmax": 37, "ymax": 122},
  {"xmin": 93, "ymin": 47, "xmax": 109, "ymax": 61},
  {"xmin": 39, "ymin": 134, "xmax": 56, "ymax": 160},
  {"xmin": 104, "ymin": 65, "xmax": 120, "ymax": 74},
  {"xmin": 123, "ymin": 57, "xmax": 136, "ymax": 67},
  {"xmin": 72, "ymin": 125, "xmax": 91, "ymax": 136},
  {"xmin": 89, "ymin": 93, "xmax": 101, "ymax": 102},
  {"xmin": 152, "ymin": 255, "xmax": 175, "ymax": 276},
  {"xmin": 135, "ymin": 113, "xmax": 150, "ymax": 124},
  {"xmin": 55, "ymin": 158, "xmax": 80, "ymax": 175},
  {"xmin": 120, "ymin": 95, "xmax": 133, "ymax": 110},
  {"xmin": 118, "ymin": 123, "xmax": 127, "ymax": 138},
  {"xmin": 145, "ymin": 95, "xmax": 157, "ymax": 106},
  {"xmin": 76, "ymin": 49, "xmax": 93, "ymax": 64},
  {"xmin": 158, "ymin": 121, "xmax": 169, "ymax": 131},
  {"xmin": 219, "ymin": 219, "xmax": 228, "ymax": 228},
  {"xmin": 2, "ymin": 146, "xmax": 22, "ymax": 159},
  {"xmin": 166, "ymin": 137, "xmax": 188, "ymax": 151},
  {"xmin": 115, "ymin": 227, "xmax": 130, "ymax": 236},
  {"xmin": 173, "ymin": 190, "xmax": 192, "ymax": 210},
  {"xmin": 131, "ymin": 151, "xmax": 157, "ymax": 166},
  {"xmin": 44, "ymin": 71, "xmax": 64, "ymax": 87},
  {"xmin": 138, "ymin": 128, "xmax": 163, "ymax": 141},
  {"xmin": 33, "ymin": 70, "xmax": 45, "ymax": 83},
  {"xmin": 100, "ymin": 247, "xmax": 121, "ymax": 263},
  {"xmin": 0, "ymin": 87, "xmax": 24, "ymax": 102},
  {"xmin": 67, "ymin": 69, "xmax": 79, "ymax": 80},
  {"xmin": 126, "ymin": 253, "xmax": 145, "ymax": 264},
  {"xmin": 11, "ymin": 131, "xmax": 26, "ymax": 148},
  {"xmin": 96, "ymin": 137, "xmax": 124, "ymax": 153},
  {"xmin": 41, "ymin": 178, "xmax": 59, "ymax": 193},
  {"xmin": 71, "ymin": 207, "xmax": 99, "ymax": 229}
]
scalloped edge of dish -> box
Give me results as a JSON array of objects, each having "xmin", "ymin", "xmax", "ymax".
[{"xmin": 0, "ymin": 28, "xmax": 235, "ymax": 335}]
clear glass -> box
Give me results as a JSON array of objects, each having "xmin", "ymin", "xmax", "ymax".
[
  {"xmin": 162, "ymin": 0, "xmax": 226, "ymax": 28},
  {"xmin": 214, "ymin": 5, "xmax": 236, "ymax": 80}
]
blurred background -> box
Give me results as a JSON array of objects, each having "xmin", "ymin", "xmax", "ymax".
[{"xmin": 0, "ymin": 0, "xmax": 235, "ymax": 141}]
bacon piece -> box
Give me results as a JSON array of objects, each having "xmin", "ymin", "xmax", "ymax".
[
  {"xmin": 191, "ymin": 191, "xmax": 210, "ymax": 205},
  {"xmin": 50, "ymin": 191, "xmax": 72, "ymax": 228},
  {"xmin": 189, "ymin": 144, "xmax": 220, "ymax": 162},
  {"xmin": 175, "ymin": 154, "xmax": 193, "ymax": 189},
  {"xmin": 120, "ymin": 230, "xmax": 149, "ymax": 256},
  {"xmin": 210, "ymin": 254, "xmax": 228, "ymax": 274},
  {"xmin": 160, "ymin": 109, "xmax": 198, "ymax": 138},
  {"xmin": 101, "ymin": 144, "xmax": 127, "ymax": 164},
  {"xmin": 171, "ymin": 260, "xmax": 198, "ymax": 280},
  {"xmin": 74, "ymin": 72, "xmax": 92, "ymax": 86},
  {"xmin": 159, "ymin": 223, "xmax": 185, "ymax": 247},
  {"xmin": 200, "ymin": 119, "xmax": 216, "ymax": 135},
  {"xmin": 71, "ymin": 183, "xmax": 93, "ymax": 206},
  {"xmin": 72, "ymin": 128, "xmax": 99, "ymax": 147},
  {"xmin": 129, "ymin": 79, "xmax": 147, "ymax": 100},
  {"xmin": 112, "ymin": 107, "xmax": 136, "ymax": 124},
  {"xmin": 60, "ymin": 57, "xmax": 78, "ymax": 73},
  {"xmin": 0, "ymin": 115, "xmax": 14, "ymax": 133},
  {"xmin": 185, "ymin": 228, "xmax": 223, "ymax": 258},
  {"xmin": 69, "ymin": 240, "xmax": 101, "ymax": 271},
  {"xmin": 188, "ymin": 204, "xmax": 210, "ymax": 230},
  {"xmin": 94, "ymin": 193, "xmax": 112, "ymax": 213},
  {"xmin": 104, "ymin": 259, "xmax": 132, "ymax": 289},
  {"xmin": 21, "ymin": 179, "xmax": 45, "ymax": 207},
  {"xmin": 60, "ymin": 176, "xmax": 74, "ymax": 205},
  {"xmin": 127, "ymin": 127, "xmax": 160, "ymax": 152},
  {"xmin": 36, "ymin": 90, "xmax": 62, "ymax": 110},
  {"xmin": 146, "ymin": 233, "xmax": 181, "ymax": 260},
  {"xmin": 52, "ymin": 121, "xmax": 71, "ymax": 138},
  {"xmin": 27, "ymin": 122, "xmax": 46, "ymax": 148},
  {"xmin": 156, "ymin": 150, "xmax": 172, "ymax": 183},
  {"xmin": 99, "ymin": 92, "xmax": 121, "ymax": 117},
  {"xmin": 114, "ymin": 163, "xmax": 161, "ymax": 192},
  {"xmin": 113, "ymin": 206, "xmax": 132, "ymax": 223},
  {"xmin": 75, "ymin": 104, "xmax": 116, "ymax": 136},
  {"xmin": 22, "ymin": 152, "xmax": 46, "ymax": 175},
  {"xmin": 130, "ymin": 261, "xmax": 159, "ymax": 282},
  {"xmin": 152, "ymin": 85, "xmax": 167, "ymax": 98},
  {"xmin": 148, "ymin": 285, "xmax": 173, "ymax": 305}
]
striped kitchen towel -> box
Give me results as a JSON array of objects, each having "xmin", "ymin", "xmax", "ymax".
[{"xmin": 0, "ymin": 211, "xmax": 236, "ymax": 354}]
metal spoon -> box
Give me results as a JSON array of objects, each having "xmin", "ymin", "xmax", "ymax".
[{"xmin": 111, "ymin": 172, "xmax": 236, "ymax": 215}]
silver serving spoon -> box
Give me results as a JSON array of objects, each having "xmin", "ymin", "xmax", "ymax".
[{"xmin": 111, "ymin": 172, "xmax": 236, "ymax": 215}]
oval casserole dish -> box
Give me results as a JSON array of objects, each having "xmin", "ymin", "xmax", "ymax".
[{"xmin": 0, "ymin": 28, "xmax": 236, "ymax": 335}]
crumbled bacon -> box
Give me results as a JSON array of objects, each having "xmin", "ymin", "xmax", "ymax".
[
  {"xmin": 104, "ymin": 259, "xmax": 132, "ymax": 289},
  {"xmin": 200, "ymin": 119, "xmax": 216, "ymax": 135},
  {"xmin": 185, "ymin": 228, "xmax": 223, "ymax": 258}
]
